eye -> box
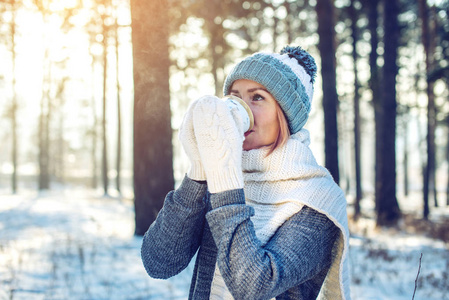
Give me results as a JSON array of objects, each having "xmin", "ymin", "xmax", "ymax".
[{"xmin": 252, "ymin": 93, "xmax": 265, "ymax": 101}]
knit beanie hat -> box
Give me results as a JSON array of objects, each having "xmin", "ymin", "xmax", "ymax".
[{"xmin": 223, "ymin": 46, "xmax": 317, "ymax": 134}]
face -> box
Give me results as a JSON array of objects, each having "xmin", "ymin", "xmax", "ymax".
[{"xmin": 229, "ymin": 79, "xmax": 280, "ymax": 151}]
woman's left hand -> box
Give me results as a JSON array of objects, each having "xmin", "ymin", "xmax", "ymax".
[{"xmin": 192, "ymin": 96, "xmax": 244, "ymax": 193}]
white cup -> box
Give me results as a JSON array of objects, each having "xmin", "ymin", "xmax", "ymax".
[{"xmin": 223, "ymin": 95, "xmax": 254, "ymax": 133}]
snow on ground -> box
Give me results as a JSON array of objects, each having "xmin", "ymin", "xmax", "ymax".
[
  {"xmin": 0, "ymin": 189, "xmax": 193, "ymax": 300},
  {"xmin": 0, "ymin": 187, "xmax": 448, "ymax": 300}
]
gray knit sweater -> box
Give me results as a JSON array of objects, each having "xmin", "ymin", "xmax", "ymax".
[{"xmin": 141, "ymin": 176, "xmax": 339, "ymax": 300}]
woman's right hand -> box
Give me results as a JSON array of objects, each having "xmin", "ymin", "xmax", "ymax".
[
  {"xmin": 193, "ymin": 96, "xmax": 244, "ymax": 194},
  {"xmin": 179, "ymin": 98, "xmax": 207, "ymax": 181}
]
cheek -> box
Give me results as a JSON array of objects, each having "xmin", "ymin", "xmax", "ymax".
[
  {"xmin": 259, "ymin": 110, "xmax": 278, "ymax": 129},
  {"xmin": 266, "ymin": 116, "xmax": 280, "ymax": 137},
  {"xmin": 255, "ymin": 110, "xmax": 279, "ymax": 139},
  {"xmin": 243, "ymin": 108, "xmax": 279, "ymax": 150}
]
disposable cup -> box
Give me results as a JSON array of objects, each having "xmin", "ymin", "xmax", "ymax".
[{"xmin": 223, "ymin": 95, "xmax": 254, "ymax": 133}]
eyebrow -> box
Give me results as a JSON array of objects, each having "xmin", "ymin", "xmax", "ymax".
[{"xmin": 230, "ymin": 87, "xmax": 270, "ymax": 94}]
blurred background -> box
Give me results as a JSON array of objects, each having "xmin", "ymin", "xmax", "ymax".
[{"xmin": 0, "ymin": 0, "xmax": 449, "ymax": 299}]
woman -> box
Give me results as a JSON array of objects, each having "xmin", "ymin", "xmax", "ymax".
[{"xmin": 141, "ymin": 46, "xmax": 351, "ymax": 300}]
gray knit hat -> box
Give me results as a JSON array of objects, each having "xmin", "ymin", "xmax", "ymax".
[{"xmin": 223, "ymin": 46, "xmax": 317, "ymax": 134}]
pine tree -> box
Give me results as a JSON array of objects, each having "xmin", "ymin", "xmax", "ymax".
[
  {"xmin": 132, "ymin": 0, "xmax": 174, "ymax": 236},
  {"xmin": 316, "ymin": 0, "xmax": 340, "ymax": 184}
]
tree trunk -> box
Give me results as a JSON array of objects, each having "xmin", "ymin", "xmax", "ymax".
[
  {"xmin": 364, "ymin": 0, "xmax": 383, "ymax": 217},
  {"xmin": 131, "ymin": 0, "xmax": 174, "ymax": 236},
  {"xmin": 115, "ymin": 16, "xmax": 122, "ymax": 194},
  {"xmin": 39, "ymin": 45, "xmax": 50, "ymax": 191},
  {"xmin": 36, "ymin": 6, "xmax": 51, "ymax": 191},
  {"xmin": 210, "ymin": 27, "xmax": 220, "ymax": 96},
  {"xmin": 56, "ymin": 80, "xmax": 65, "ymax": 183},
  {"xmin": 403, "ymin": 108, "xmax": 409, "ymax": 197},
  {"xmin": 54, "ymin": 86, "xmax": 61, "ymax": 182},
  {"xmin": 90, "ymin": 55, "xmax": 98, "ymax": 189},
  {"xmin": 376, "ymin": 0, "xmax": 401, "ymax": 226},
  {"xmin": 205, "ymin": 8, "xmax": 226, "ymax": 97},
  {"xmin": 101, "ymin": 16, "xmax": 109, "ymax": 196},
  {"xmin": 38, "ymin": 97, "xmax": 45, "ymax": 190},
  {"xmin": 350, "ymin": 0, "xmax": 362, "ymax": 219},
  {"xmin": 419, "ymin": 0, "xmax": 436, "ymax": 218},
  {"xmin": 430, "ymin": 8, "xmax": 438, "ymax": 208},
  {"xmin": 38, "ymin": 101, "xmax": 50, "ymax": 189},
  {"xmin": 447, "ymin": 118, "xmax": 449, "ymax": 206},
  {"xmin": 10, "ymin": 0, "xmax": 18, "ymax": 193},
  {"xmin": 45, "ymin": 67, "xmax": 52, "ymax": 185},
  {"xmin": 272, "ymin": 15, "xmax": 279, "ymax": 52},
  {"xmin": 92, "ymin": 101, "xmax": 98, "ymax": 190},
  {"xmin": 316, "ymin": 0, "xmax": 340, "ymax": 184},
  {"xmin": 285, "ymin": 2, "xmax": 293, "ymax": 45}
]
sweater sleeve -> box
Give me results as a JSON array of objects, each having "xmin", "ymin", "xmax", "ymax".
[
  {"xmin": 206, "ymin": 189, "xmax": 339, "ymax": 300},
  {"xmin": 141, "ymin": 175, "xmax": 208, "ymax": 279}
]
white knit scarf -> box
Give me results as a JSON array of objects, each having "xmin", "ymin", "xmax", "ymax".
[{"xmin": 210, "ymin": 130, "xmax": 351, "ymax": 300}]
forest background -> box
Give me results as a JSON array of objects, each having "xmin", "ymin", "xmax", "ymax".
[{"xmin": 0, "ymin": 0, "xmax": 449, "ymax": 298}]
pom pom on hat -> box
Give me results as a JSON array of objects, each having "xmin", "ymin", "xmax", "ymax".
[
  {"xmin": 280, "ymin": 46, "xmax": 317, "ymax": 84},
  {"xmin": 223, "ymin": 45, "xmax": 317, "ymax": 134}
]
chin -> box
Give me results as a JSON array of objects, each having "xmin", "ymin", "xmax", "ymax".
[
  {"xmin": 242, "ymin": 142, "xmax": 255, "ymax": 151},
  {"xmin": 243, "ymin": 141, "xmax": 264, "ymax": 151},
  {"xmin": 242, "ymin": 144, "xmax": 252, "ymax": 151}
]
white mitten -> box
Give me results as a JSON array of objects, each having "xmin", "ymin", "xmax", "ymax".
[
  {"xmin": 179, "ymin": 98, "xmax": 207, "ymax": 181},
  {"xmin": 193, "ymin": 96, "xmax": 244, "ymax": 193}
]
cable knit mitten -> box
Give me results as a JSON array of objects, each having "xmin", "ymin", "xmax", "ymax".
[
  {"xmin": 193, "ymin": 96, "xmax": 244, "ymax": 193},
  {"xmin": 179, "ymin": 98, "xmax": 207, "ymax": 181}
]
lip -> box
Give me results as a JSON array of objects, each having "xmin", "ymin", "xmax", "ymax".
[{"xmin": 244, "ymin": 130, "xmax": 254, "ymax": 137}]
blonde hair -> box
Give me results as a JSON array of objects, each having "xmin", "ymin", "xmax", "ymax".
[{"xmin": 266, "ymin": 103, "xmax": 290, "ymax": 156}]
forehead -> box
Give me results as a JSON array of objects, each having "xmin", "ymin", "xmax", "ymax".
[{"xmin": 230, "ymin": 79, "xmax": 266, "ymax": 90}]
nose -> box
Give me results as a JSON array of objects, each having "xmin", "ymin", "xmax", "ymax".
[
  {"xmin": 243, "ymin": 98, "xmax": 255, "ymax": 118},
  {"xmin": 241, "ymin": 95, "xmax": 251, "ymax": 106}
]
